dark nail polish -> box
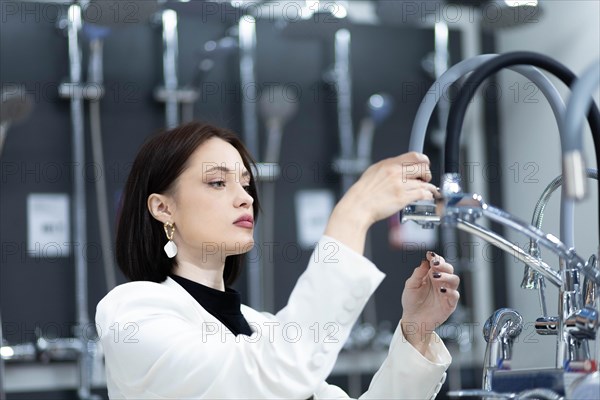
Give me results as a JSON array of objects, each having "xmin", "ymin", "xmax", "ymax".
[
  {"xmin": 433, "ymin": 260, "xmax": 440, "ymax": 266},
  {"xmin": 433, "ymin": 272, "xmax": 441, "ymax": 278},
  {"xmin": 440, "ymin": 287, "xmax": 447, "ymax": 293}
]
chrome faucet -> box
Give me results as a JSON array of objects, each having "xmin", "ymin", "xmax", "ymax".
[
  {"xmin": 520, "ymin": 169, "xmax": 599, "ymax": 365},
  {"xmin": 482, "ymin": 308, "xmax": 524, "ymax": 391},
  {"xmin": 401, "ymin": 182, "xmax": 600, "ymax": 371},
  {"xmin": 522, "ymin": 169, "xmax": 598, "ymax": 294}
]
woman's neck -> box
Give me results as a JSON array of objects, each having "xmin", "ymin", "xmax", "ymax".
[{"xmin": 171, "ymin": 255, "xmax": 225, "ymax": 291}]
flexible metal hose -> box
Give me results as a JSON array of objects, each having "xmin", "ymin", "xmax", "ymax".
[
  {"xmin": 89, "ymin": 38, "xmax": 117, "ymax": 291},
  {"xmin": 531, "ymin": 169, "xmax": 598, "ymax": 233}
]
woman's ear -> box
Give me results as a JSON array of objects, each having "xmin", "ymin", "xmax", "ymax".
[{"xmin": 147, "ymin": 193, "xmax": 175, "ymax": 223}]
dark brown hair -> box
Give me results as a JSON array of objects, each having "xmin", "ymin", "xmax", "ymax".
[{"xmin": 116, "ymin": 121, "xmax": 260, "ymax": 285}]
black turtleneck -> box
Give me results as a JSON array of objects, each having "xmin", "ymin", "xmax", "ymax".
[{"xmin": 169, "ymin": 274, "xmax": 253, "ymax": 337}]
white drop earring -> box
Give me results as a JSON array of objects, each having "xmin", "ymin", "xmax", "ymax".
[{"xmin": 163, "ymin": 222, "xmax": 178, "ymax": 258}]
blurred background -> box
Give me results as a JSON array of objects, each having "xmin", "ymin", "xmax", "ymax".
[{"xmin": 0, "ymin": 0, "xmax": 598, "ymax": 398}]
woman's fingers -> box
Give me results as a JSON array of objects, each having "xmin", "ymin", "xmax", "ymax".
[
  {"xmin": 397, "ymin": 154, "xmax": 432, "ymax": 182},
  {"xmin": 402, "ymin": 164, "xmax": 432, "ymax": 182},
  {"xmin": 426, "ymin": 251, "xmax": 460, "ymax": 309},
  {"xmin": 394, "ymin": 151, "xmax": 430, "ymax": 166},
  {"xmin": 403, "ymin": 181, "xmax": 438, "ymax": 203},
  {"xmin": 386, "ymin": 152, "xmax": 432, "ymax": 182},
  {"xmin": 443, "ymin": 288, "xmax": 460, "ymax": 309},
  {"xmin": 426, "ymin": 251, "xmax": 454, "ymax": 274},
  {"xmin": 430, "ymin": 271, "xmax": 460, "ymax": 291}
]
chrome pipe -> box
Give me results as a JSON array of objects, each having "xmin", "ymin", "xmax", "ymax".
[
  {"xmin": 334, "ymin": 28, "xmax": 354, "ymax": 194},
  {"xmin": 161, "ymin": 9, "xmax": 179, "ymax": 129},
  {"xmin": 239, "ymin": 16, "xmax": 259, "ymax": 156},
  {"xmin": 481, "ymin": 205, "xmax": 598, "ymax": 285},
  {"xmin": 456, "ymin": 219, "xmax": 563, "ymax": 287},
  {"xmin": 65, "ymin": 5, "xmax": 94, "ymax": 399}
]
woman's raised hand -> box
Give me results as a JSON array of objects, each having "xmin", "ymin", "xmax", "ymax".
[{"xmin": 324, "ymin": 152, "xmax": 437, "ymax": 254}]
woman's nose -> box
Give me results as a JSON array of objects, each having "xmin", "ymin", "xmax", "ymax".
[{"xmin": 235, "ymin": 184, "xmax": 254, "ymax": 208}]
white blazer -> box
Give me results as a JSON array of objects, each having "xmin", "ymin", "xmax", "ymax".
[{"xmin": 96, "ymin": 236, "xmax": 451, "ymax": 399}]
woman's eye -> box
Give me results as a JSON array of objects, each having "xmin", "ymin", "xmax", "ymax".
[
  {"xmin": 243, "ymin": 185, "xmax": 251, "ymax": 193},
  {"xmin": 209, "ymin": 181, "xmax": 226, "ymax": 188}
]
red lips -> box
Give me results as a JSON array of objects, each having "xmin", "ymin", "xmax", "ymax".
[
  {"xmin": 234, "ymin": 214, "xmax": 254, "ymax": 224},
  {"xmin": 234, "ymin": 215, "xmax": 254, "ymax": 229}
]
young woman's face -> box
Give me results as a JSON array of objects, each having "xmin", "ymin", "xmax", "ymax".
[{"xmin": 170, "ymin": 137, "xmax": 255, "ymax": 259}]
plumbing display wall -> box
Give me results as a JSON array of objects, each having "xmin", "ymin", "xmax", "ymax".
[
  {"xmin": 495, "ymin": 0, "xmax": 600, "ymax": 370},
  {"xmin": 0, "ymin": 4, "xmax": 462, "ymax": 398}
]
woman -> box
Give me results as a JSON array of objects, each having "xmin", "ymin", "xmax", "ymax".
[{"xmin": 96, "ymin": 121, "xmax": 460, "ymax": 399}]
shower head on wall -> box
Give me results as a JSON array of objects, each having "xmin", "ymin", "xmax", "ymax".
[
  {"xmin": 0, "ymin": 85, "xmax": 33, "ymax": 125},
  {"xmin": 259, "ymin": 85, "xmax": 299, "ymax": 163},
  {"xmin": 0, "ymin": 84, "xmax": 34, "ymax": 157},
  {"xmin": 259, "ymin": 85, "xmax": 300, "ymax": 129},
  {"xmin": 355, "ymin": 93, "xmax": 395, "ymax": 165},
  {"xmin": 367, "ymin": 93, "xmax": 394, "ymax": 126}
]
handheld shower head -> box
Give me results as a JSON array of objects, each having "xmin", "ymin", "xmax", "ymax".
[
  {"xmin": 367, "ymin": 93, "xmax": 394, "ymax": 126},
  {"xmin": 259, "ymin": 85, "xmax": 299, "ymax": 163},
  {"xmin": 259, "ymin": 85, "xmax": 299, "ymax": 129},
  {"xmin": 1, "ymin": 85, "xmax": 33, "ymax": 125},
  {"xmin": 1, "ymin": 84, "xmax": 34, "ymax": 157},
  {"xmin": 354, "ymin": 93, "xmax": 395, "ymax": 164}
]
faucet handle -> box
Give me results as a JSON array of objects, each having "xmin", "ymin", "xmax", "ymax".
[
  {"xmin": 400, "ymin": 200, "xmax": 440, "ymax": 229},
  {"xmin": 565, "ymin": 306, "xmax": 599, "ymax": 340}
]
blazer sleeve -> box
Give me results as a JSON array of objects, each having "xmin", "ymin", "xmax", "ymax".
[
  {"xmin": 95, "ymin": 236, "xmax": 385, "ymax": 399},
  {"xmin": 313, "ymin": 322, "xmax": 451, "ymax": 400}
]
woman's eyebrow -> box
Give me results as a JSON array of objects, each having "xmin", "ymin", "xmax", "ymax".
[{"xmin": 204, "ymin": 165, "xmax": 251, "ymax": 179}]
